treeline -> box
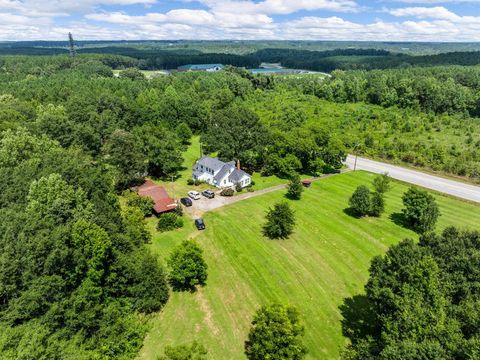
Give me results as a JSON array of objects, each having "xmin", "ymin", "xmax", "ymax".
[
  {"xmin": 0, "ymin": 47, "xmax": 261, "ymax": 70},
  {"xmin": 252, "ymin": 48, "xmax": 480, "ymax": 72}
]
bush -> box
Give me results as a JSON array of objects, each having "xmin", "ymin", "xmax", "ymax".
[
  {"xmin": 157, "ymin": 212, "xmax": 184, "ymax": 232},
  {"xmin": 220, "ymin": 188, "xmax": 234, "ymax": 197},
  {"xmin": 402, "ymin": 187, "xmax": 440, "ymax": 233},
  {"xmin": 348, "ymin": 185, "xmax": 372, "ymax": 216},
  {"xmin": 158, "ymin": 341, "xmax": 207, "ymax": 360},
  {"xmin": 174, "ymin": 202, "xmax": 183, "ymax": 217},
  {"xmin": 235, "ymin": 182, "xmax": 243, "ymax": 192},
  {"xmin": 286, "ymin": 174, "xmax": 303, "ymax": 200},
  {"xmin": 167, "ymin": 240, "xmax": 208, "ymax": 291},
  {"xmin": 187, "ymin": 179, "xmax": 194, "ymax": 186},
  {"xmin": 263, "ymin": 202, "xmax": 296, "ymax": 239}
]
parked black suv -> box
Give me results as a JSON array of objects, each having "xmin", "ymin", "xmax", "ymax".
[
  {"xmin": 202, "ymin": 190, "xmax": 215, "ymax": 199},
  {"xmin": 180, "ymin": 197, "xmax": 193, "ymax": 207},
  {"xmin": 195, "ymin": 218, "xmax": 206, "ymax": 230}
]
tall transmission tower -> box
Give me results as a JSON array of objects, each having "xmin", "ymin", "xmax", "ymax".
[{"xmin": 68, "ymin": 32, "xmax": 76, "ymax": 57}]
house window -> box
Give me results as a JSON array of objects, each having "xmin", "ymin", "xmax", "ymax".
[{"xmin": 223, "ymin": 179, "xmax": 226, "ymax": 184}]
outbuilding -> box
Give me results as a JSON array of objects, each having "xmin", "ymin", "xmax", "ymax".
[{"xmin": 138, "ymin": 180, "xmax": 177, "ymax": 215}]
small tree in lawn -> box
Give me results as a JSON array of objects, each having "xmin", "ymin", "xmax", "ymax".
[
  {"xmin": 167, "ymin": 240, "xmax": 208, "ymax": 291},
  {"xmin": 245, "ymin": 304, "xmax": 307, "ymax": 360},
  {"xmin": 373, "ymin": 172, "xmax": 391, "ymax": 194},
  {"xmin": 263, "ymin": 202, "xmax": 295, "ymax": 239},
  {"xmin": 348, "ymin": 185, "xmax": 371, "ymax": 216},
  {"xmin": 286, "ymin": 173, "xmax": 303, "ymax": 200},
  {"xmin": 369, "ymin": 191, "xmax": 385, "ymax": 217},
  {"xmin": 402, "ymin": 187, "xmax": 440, "ymax": 233}
]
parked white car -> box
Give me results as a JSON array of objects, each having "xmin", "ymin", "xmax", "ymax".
[{"xmin": 188, "ymin": 191, "xmax": 201, "ymax": 200}]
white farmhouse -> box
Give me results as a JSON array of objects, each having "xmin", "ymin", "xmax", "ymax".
[{"xmin": 192, "ymin": 156, "xmax": 252, "ymax": 188}]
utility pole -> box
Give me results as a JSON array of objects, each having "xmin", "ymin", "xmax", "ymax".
[
  {"xmin": 68, "ymin": 32, "xmax": 76, "ymax": 58},
  {"xmin": 353, "ymin": 143, "xmax": 360, "ymax": 171}
]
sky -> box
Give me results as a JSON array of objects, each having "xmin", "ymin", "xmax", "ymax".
[{"xmin": 1, "ymin": 0, "xmax": 480, "ymax": 41}]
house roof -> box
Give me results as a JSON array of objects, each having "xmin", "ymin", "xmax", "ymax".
[
  {"xmin": 213, "ymin": 162, "xmax": 235, "ymax": 183},
  {"xmin": 178, "ymin": 64, "xmax": 224, "ymax": 71},
  {"xmin": 195, "ymin": 156, "xmax": 228, "ymax": 172},
  {"xmin": 228, "ymin": 169, "xmax": 250, "ymax": 183},
  {"xmin": 138, "ymin": 180, "xmax": 177, "ymax": 214}
]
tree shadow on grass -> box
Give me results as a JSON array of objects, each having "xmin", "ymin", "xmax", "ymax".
[
  {"xmin": 169, "ymin": 280, "xmax": 204, "ymax": 293},
  {"xmin": 343, "ymin": 207, "xmax": 363, "ymax": 219},
  {"xmin": 339, "ymin": 294, "xmax": 378, "ymax": 343},
  {"xmin": 389, "ymin": 212, "xmax": 417, "ymax": 233}
]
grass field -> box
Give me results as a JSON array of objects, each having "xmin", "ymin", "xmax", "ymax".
[{"xmin": 139, "ymin": 171, "xmax": 480, "ymax": 360}]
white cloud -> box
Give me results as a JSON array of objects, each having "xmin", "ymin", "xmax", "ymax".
[
  {"xmin": 281, "ymin": 14, "xmax": 480, "ymax": 41},
  {"xmin": 1, "ymin": 0, "xmax": 480, "ymax": 41},
  {"xmin": 198, "ymin": 0, "xmax": 360, "ymax": 14},
  {"xmin": 387, "ymin": 6, "xmax": 460, "ymax": 20},
  {"xmin": 393, "ymin": 0, "xmax": 480, "ymax": 3}
]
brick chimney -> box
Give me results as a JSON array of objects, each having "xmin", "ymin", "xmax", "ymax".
[{"xmin": 236, "ymin": 159, "xmax": 240, "ymax": 170}]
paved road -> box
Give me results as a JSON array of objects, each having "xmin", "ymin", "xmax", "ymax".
[{"xmin": 345, "ymin": 155, "xmax": 480, "ymax": 203}]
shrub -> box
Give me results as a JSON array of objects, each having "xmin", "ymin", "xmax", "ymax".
[
  {"xmin": 157, "ymin": 212, "xmax": 184, "ymax": 232},
  {"xmin": 159, "ymin": 341, "xmax": 207, "ymax": 360},
  {"xmin": 174, "ymin": 202, "xmax": 183, "ymax": 217},
  {"xmin": 235, "ymin": 182, "xmax": 243, "ymax": 192},
  {"xmin": 187, "ymin": 179, "xmax": 194, "ymax": 186},
  {"xmin": 167, "ymin": 240, "xmax": 208, "ymax": 291},
  {"xmin": 286, "ymin": 174, "xmax": 303, "ymax": 200},
  {"xmin": 263, "ymin": 202, "xmax": 296, "ymax": 239},
  {"xmin": 220, "ymin": 188, "xmax": 234, "ymax": 197}
]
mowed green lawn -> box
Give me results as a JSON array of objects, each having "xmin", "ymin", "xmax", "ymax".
[{"xmin": 139, "ymin": 171, "xmax": 480, "ymax": 360}]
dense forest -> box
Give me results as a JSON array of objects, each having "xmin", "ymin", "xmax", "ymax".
[
  {"xmin": 1, "ymin": 52, "xmax": 480, "ymax": 358},
  {"xmin": 0, "ymin": 55, "xmax": 347, "ymax": 357},
  {"xmin": 4, "ymin": 42, "xmax": 480, "ymax": 72}
]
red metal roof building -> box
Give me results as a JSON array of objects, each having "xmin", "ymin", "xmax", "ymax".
[{"xmin": 137, "ymin": 180, "xmax": 177, "ymax": 215}]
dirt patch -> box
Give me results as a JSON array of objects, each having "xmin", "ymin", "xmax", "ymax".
[{"xmin": 195, "ymin": 288, "xmax": 220, "ymax": 336}]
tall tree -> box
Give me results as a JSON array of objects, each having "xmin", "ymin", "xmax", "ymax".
[
  {"xmin": 167, "ymin": 240, "xmax": 208, "ymax": 291},
  {"xmin": 245, "ymin": 304, "xmax": 307, "ymax": 360},
  {"xmin": 102, "ymin": 129, "xmax": 146, "ymax": 189},
  {"xmin": 402, "ymin": 187, "xmax": 440, "ymax": 233}
]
